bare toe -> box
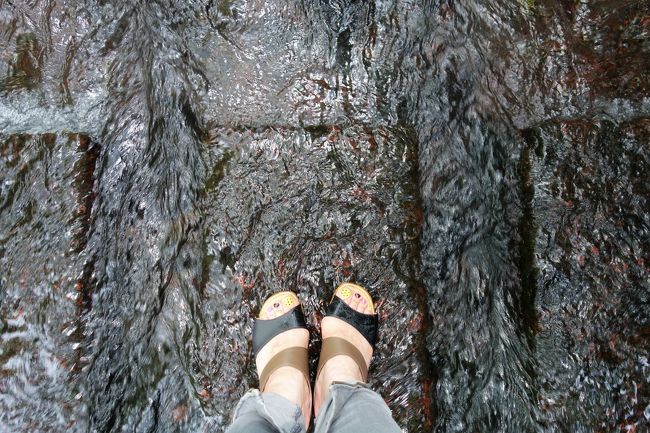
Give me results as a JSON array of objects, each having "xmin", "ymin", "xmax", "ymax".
[
  {"xmin": 272, "ymin": 300, "xmax": 284, "ymax": 317},
  {"xmin": 262, "ymin": 304, "xmax": 275, "ymax": 319},
  {"xmin": 350, "ymin": 292, "xmax": 363, "ymax": 310},
  {"xmin": 335, "ymin": 284, "xmax": 374, "ymax": 314},
  {"xmin": 259, "ymin": 292, "xmax": 298, "ymax": 319}
]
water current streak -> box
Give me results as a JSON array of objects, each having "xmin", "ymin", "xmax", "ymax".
[
  {"xmin": 412, "ymin": 2, "xmax": 540, "ymax": 431},
  {"xmin": 82, "ymin": 2, "xmax": 206, "ymax": 431}
]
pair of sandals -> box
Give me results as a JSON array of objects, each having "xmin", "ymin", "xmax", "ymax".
[{"xmin": 252, "ymin": 282, "xmax": 379, "ymax": 415}]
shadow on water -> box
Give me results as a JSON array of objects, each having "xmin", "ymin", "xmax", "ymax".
[{"xmin": 0, "ymin": 0, "xmax": 648, "ymax": 432}]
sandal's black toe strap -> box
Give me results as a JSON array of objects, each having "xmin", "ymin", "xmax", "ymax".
[
  {"xmin": 326, "ymin": 296, "xmax": 378, "ymax": 348},
  {"xmin": 252, "ymin": 307, "xmax": 308, "ymax": 355}
]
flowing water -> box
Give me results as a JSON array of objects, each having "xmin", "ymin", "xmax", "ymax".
[{"xmin": 0, "ymin": 1, "xmax": 648, "ymax": 432}]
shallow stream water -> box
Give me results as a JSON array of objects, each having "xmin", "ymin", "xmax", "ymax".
[{"xmin": 1, "ymin": 1, "xmax": 648, "ymax": 432}]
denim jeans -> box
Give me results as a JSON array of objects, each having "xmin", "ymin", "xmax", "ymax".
[{"xmin": 226, "ymin": 381, "xmax": 402, "ymax": 433}]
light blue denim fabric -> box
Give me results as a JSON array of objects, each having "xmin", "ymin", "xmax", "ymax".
[{"xmin": 226, "ymin": 381, "xmax": 401, "ymax": 433}]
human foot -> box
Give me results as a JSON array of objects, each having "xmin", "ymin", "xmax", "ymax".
[
  {"xmin": 255, "ymin": 292, "xmax": 312, "ymax": 429},
  {"xmin": 314, "ymin": 283, "xmax": 377, "ymax": 416}
]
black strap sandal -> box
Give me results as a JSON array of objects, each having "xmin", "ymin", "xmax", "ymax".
[
  {"xmin": 316, "ymin": 283, "xmax": 379, "ymax": 383},
  {"xmin": 252, "ymin": 292, "xmax": 310, "ymax": 391}
]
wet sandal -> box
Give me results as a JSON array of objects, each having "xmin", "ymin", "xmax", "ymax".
[
  {"xmin": 252, "ymin": 292, "xmax": 310, "ymax": 391},
  {"xmin": 316, "ymin": 283, "xmax": 379, "ymax": 383}
]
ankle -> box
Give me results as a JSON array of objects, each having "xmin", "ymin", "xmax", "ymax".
[
  {"xmin": 265, "ymin": 367, "xmax": 307, "ymax": 398},
  {"xmin": 316, "ymin": 361, "xmax": 360, "ymax": 400},
  {"xmin": 263, "ymin": 367, "xmax": 311, "ymax": 423},
  {"xmin": 325, "ymin": 356, "xmax": 362, "ymax": 382}
]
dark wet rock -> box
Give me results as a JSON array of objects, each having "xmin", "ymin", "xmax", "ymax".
[
  {"xmin": 0, "ymin": 33, "xmax": 42, "ymax": 92},
  {"xmin": 529, "ymin": 1, "xmax": 650, "ymax": 102},
  {"xmin": 526, "ymin": 118, "xmax": 649, "ymax": 431}
]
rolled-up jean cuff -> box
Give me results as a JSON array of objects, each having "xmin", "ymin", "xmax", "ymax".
[
  {"xmin": 230, "ymin": 389, "xmax": 305, "ymax": 433},
  {"xmin": 315, "ymin": 380, "xmax": 398, "ymax": 433}
]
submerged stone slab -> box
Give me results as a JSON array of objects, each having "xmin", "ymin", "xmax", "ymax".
[
  {"xmin": 197, "ymin": 124, "xmax": 430, "ymax": 431},
  {"xmin": 0, "ymin": 132, "xmax": 99, "ymax": 432},
  {"xmin": 524, "ymin": 118, "xmax": 649, "ymax": 431}
]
